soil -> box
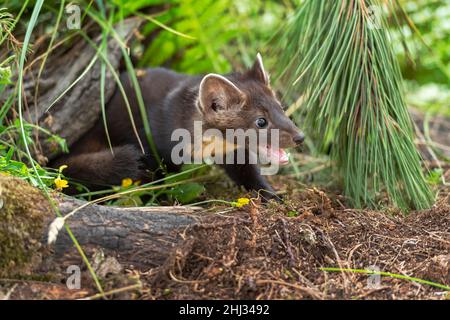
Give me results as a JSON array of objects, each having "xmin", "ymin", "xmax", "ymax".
[
  {"xmin": 142, "ymin": 187, "xmax": 450, "ymax": 300},
  {"xmin": 1, "ymin": 184, "xmax": 448, "ymax": 300}
]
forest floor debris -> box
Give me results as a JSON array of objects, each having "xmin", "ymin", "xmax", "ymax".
[{"xmin": 1, "ymin": 185, "xmax": 448, "ymax": 300}]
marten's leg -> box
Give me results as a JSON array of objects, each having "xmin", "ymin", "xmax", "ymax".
[
  {"xmin": 220, "ymin": 162, "xmax": 280, "ymax": 202},
  {"xmin": 52, "ymin": 144, "xmax": 146, "ymax": 192}
]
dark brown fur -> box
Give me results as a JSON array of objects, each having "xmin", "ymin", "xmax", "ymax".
[{"xmin": 52, "ymin": 56, "xmax": 304, "ymax": 200}]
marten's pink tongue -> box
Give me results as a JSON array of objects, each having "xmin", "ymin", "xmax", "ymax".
[{"xmin": 267, "ymin": 146, "xmax": 289, "ymax": 165}]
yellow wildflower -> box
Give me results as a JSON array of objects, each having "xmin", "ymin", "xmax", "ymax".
[
  {"xmin": 234, "ymin": 197, "xmax": 250, "ymax": 208},
  {"xmin": 58, "ymin": 165, "xmax": 68, "ymax": 173},
  {"xmin": 54, "ymin": 176, "xmax": 69, "ymax": 190},
  {"xmin": 121, "ymin": 178, "xmax": 133, "ymax": 188}
]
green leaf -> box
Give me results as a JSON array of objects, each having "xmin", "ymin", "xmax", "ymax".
[
  {"xmin": 114, "ymin": 195, "xmax": 144, "ymax": 207},
  {"xmin": 0, "ymin": 66, "xmax": 12, "ymax": 85},
  {"xmin": 5, "ymin": 146, "xmax": 14, "ymax": 161},
  {"xmin": 287, "ymin": 210, "xmax": 298, "ymax": 217},
  {"xmin": 426, "ymin": 168, "xmax": 443, "ymax": 186},
  {"xmin": 167, "ymin": 182, "xmax": 205, "ymax": 204}
]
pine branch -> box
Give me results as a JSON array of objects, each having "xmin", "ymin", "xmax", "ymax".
[{"xmin": 275, "ymin": 0, "xmax": 434, "ymax": 210}]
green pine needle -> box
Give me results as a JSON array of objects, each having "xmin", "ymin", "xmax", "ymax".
[
  {"xmin": 320, "ymin": 267, "xmax": 450, "ymax": 291},
  {"xmin": 275, "ymin": 0, "xmax": 434, "ymax": 211}
]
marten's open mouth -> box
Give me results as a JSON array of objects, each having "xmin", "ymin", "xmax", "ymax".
[{"xmin": 259, "ymin": 145, "xmax": 289, "ymax": 165}]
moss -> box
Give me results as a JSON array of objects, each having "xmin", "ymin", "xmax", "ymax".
[{"xmin": 0, "ymin": 175, "xmax": 51, "ymax": 277}]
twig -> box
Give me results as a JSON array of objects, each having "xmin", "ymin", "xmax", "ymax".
[
  {"xmin": 256, "ymin": 279, "xmax": 324, "ymax": 299},
  {"xmin": 80, "ymin": 283, "xmax": 142, "ymax": 300}
]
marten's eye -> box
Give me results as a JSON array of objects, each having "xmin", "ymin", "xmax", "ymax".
[{"xmin": 255, "ymin": 117, "xmax": 268, "ymax": 128}]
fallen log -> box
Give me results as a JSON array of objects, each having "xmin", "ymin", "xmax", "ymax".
[
  {"xmin": 0, "ymin": 176, "xmax": 202, "ymax": 277},
  {"xmin": 54, "ymin": 197, "xmax": 201, "ymax": 268}
]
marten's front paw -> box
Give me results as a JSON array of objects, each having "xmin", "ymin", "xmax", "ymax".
[{"xmin": 258, "ymin": 190, "xmax": 284, "ymax": 204}]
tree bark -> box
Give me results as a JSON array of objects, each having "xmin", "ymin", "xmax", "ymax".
[
  {"xmin": 53, "ymin": 197, "xmax": 201, "ymax": 267},
  {"xmin": 0, "ymin": 176, "xmax": 202, "ymax": 275},
  {"xmin": 1, "ymin": 18, "xmax": 143, "ymax": 162}
]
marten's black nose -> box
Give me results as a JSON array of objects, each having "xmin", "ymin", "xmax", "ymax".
[{"xmin": 293, "ymin": 132, "xmax": 305, "ymax": 145}]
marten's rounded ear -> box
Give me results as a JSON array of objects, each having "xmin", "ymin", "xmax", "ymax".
[
  {"xmin": 246, "ymin": 53, "xmax": 269, "ymax": 85},
  {"xmin": 198, "ymin": 74, "xmax": 244, "ymax": 113}
]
